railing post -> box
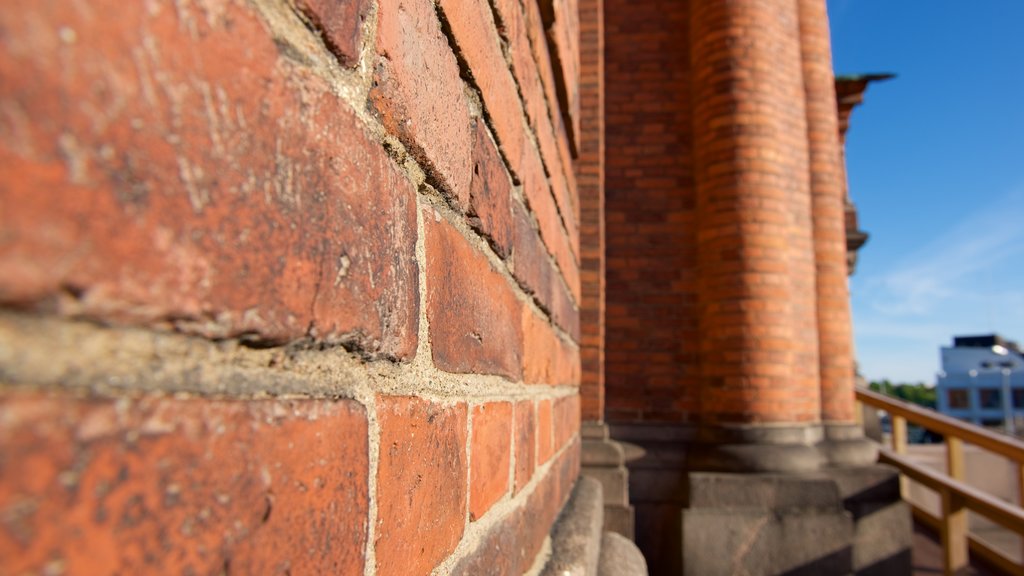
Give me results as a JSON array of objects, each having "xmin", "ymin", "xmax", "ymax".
[
  {"xmin": 892, "ymin": 414, "xmax": 908, "ymax": 454},
  {"xmin": 893, "ymin": 414, "xmax": 909, "ymax": 496},
  {"xmin": 946, "ymin": 436, "xmax": 965, "ymax": 481},
  {"xmin": 941, "ymin": 488, "xmax": 969, "ymax": 576},
  {"xmin": 1019, "ymin": 462, "xmax": 1024, "ymax": 565}
]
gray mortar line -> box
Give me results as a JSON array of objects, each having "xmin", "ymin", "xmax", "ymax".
[{"xmin": 0, "ymin": 311, "xmax": 577, "ymax": 403}]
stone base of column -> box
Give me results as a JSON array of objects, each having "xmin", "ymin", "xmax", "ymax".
[
  {"xmin": 686, "ymin": 424, "xmax": 826, "ymax": 473},
  {"xmin": 818, "ymin": 422, "xmax": 879, "ymax": 468},
  {"xmin": 581, "ymin": 421, "xmax": 637, "ymax": 539},
  {"xmin": 681, "ymin": 465, "xmax": 910, "ymax": 576}
]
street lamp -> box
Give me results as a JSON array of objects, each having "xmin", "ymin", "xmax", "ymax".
[
  {"xmin": 969, "ymin": 369, "xmax": 979, "ymax": 423},
  {"xmin": 982, "ymin": 345, "xmax": 1016, "ymax": 435}
]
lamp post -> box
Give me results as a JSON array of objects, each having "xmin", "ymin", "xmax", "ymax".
[{"xmin": 969, "ymin": 369, "xmax": 978, "ymax": 424}]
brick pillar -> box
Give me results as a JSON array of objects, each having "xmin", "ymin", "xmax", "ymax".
[
  {"xmin": 690, "ymin": 0, "xmax": 823, "ymax": 472},
  {"xmin": 798, "ymin": 0, "xmax": 876, "ymax": 466}
]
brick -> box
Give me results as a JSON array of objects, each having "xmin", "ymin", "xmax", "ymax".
[
  {"xmin": 521, "ymin": 0, "xmax": 565, "ymax": 152},
  {"xmin": 522, "ymin": 306, "xmax": 580, "ymax": 386},
  {"xmin": 375, "ymin": 396, "xmax": 468, "ymax": 576},
  {"xmin": 519, "ymin": 148, "xmax": 582, "ymax": 304},
  {"xmin": 540, "ymin": 0, "xmax": 581, "ymax": 150},
  {"xmin": 293, "ymin": 0, "xmax": 370, "ymax": 66},
  {"xmin": 469, "ymin": 124, "xmax": 513, "ymax": 259},
  {"xmin": 451, "ymin": 437, "xmax": 579, "ymax": 576},
  {"xmin": 470, "ymin": 402, "xmax": 513, "ymax": 521},
  {"xmin": 425, "ymin": 212, "xmax": 523, "ymax": 379},
  {"xmin": 0, "ymin": 391, "xmax": 369, "ymax": 575},
  {"xmin": 371, "ymin": 0, "xmax": 473, "ymax": 210},
  {"xmin": 537, "ymin": 399, "xmax": 554, "ymax": 464},
  {"xmin": 553, "ymin": 394, "xmax": 581, "ymax": 450},
  {"xmin": 437, "ymin": 0, "xmax": 527, "ymax": 178},
  {"xmin": 0, "ymin": 0, "xmax": 419, "ymax": 358},
  {"xmin": 512, "ymin": 202, "xmax": 580, "ymax": 341},
  {"xmin": 513, "ymin": 400, "xmax": 536, "ymax": 494}
]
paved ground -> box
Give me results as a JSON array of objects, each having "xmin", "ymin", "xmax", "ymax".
[{"xmin": 913, "ymin": 522, "xmax": 1001, "ymax": 576}]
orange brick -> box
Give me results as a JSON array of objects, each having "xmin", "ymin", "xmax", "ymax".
[
  {"xmin": 470, "ymin": 402, "xmax": 513, "ymax": 520},
  {"xmin": 425, "ymin": 213, "xmax": 523, "ymax": 380},
  {"xmin": 521, "ymin": 306, "xmax": 580, "ymax": 386},
  {"xmin": 371, "ymin": 0, "xmax": 473, "ymax": 210},
  {"xmin": 0, "ymin": 0, "xmax": 419, "ymax": 358},
  {"xmin": 376, "ymin": 396, "xmax": 468, "ymax": 576},
  {"xmin": 0, "ymin": 391, "xmax": 369, "ymax": 575},
  {"xmin": 513, "ymin": 400, "xmax": 536, "ymax": 493},
  {"xmin": 537, "ymin": 399, "xmax": 554, "ymax": 464}
]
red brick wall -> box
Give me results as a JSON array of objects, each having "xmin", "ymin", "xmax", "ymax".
[
  {"xmin": 577, "ymin": 0, "xmax": 604, "ymax": 422},
  {"xmin": 604, "ymin": 0, "xmax": 700, "ymax": 422},
  {"xmin": 0, "ymin": 0, "xmax": 581, "ymax": 573}
]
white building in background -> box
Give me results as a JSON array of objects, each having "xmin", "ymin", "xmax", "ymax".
[{"xmin": 936, "ymin": 334, "xmax": 1024, "ymax": 430}]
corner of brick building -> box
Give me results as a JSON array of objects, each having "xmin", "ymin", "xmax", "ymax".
[{"xmin": 0, "ymin": 0, "xmax": 589, "ymax": 573}]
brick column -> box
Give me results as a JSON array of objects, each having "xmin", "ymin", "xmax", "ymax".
[
  {"xmin": 798, "ymin": 0, "xmax": 876, "ymax": 466},
  {"xmin": 690, "ymin": 0, "xmax": 823, "ymax": 472}
]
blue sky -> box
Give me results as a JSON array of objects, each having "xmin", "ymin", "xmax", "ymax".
[{"xmin": 827, "ymin": 1, "xmax": 1024, "ymax": 385}]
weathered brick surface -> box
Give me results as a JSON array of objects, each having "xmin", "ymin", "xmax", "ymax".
[
  {"xmin": 537, "ymin": 399, "xmax": 554, "ymax": 464},
  {"xmin": 294, "ymin": 0, "xmax": 370, "ymax": 66},
  {"xmin": 375, "ymin": 396, "xmax": 468, "ymax": 576},
  {"xmin": 522, "ymin": 306, "xmax": 580, "ymax": 386},
  {"xmin": 540, "ymin": 0, "xmax": 581, "ymax": 149},
  {"xmin": 0, "ymin": 391, "xmax": 369, "ymax": 575},
  {"xmin": 451, "ymin": 437, "xmax": 580, "ymax": 576},
  {"xmin": 553, "ymin": 394, "xmax": 581, "ymax": 450},
  {"xmin": 372, "ymin": 0, "xmax": 474, "ymax": 210},
  {"xmin": 425, "ymin": 212, "xmax": 524, "ymax": 380},
  {"xmin": 470, "ymin": 402, "xmax": 513, "ymax": 521},
  {"xmin": 521, "ymin": 146, "xmax": 582, "ymax": 304},
  {"xmin": 470, "ymin": 123, "xmax": 514, "ymax": 259},
  {"xmin": 438, "ymin": 0, "xmax": 526, "ymax": 180},
  {"xmin": 0, "ymin": 0, "xmax": 419, "ymax": 357},
  {"xmin": 512, "ymin": 202, "xmax": 579, "ymax": 340},
  {"xmin": 513, "ymin": 400, "xmax": 536, "ymax": 494},
  {"xmin": 491, "ymin": 0, "xmax": 579, "ymax": 251}
]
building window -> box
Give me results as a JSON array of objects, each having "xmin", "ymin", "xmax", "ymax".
[
  {"xmin": 1014, "ymin": 389, "xmax": 1024, "ymax": 409},
  {"xmin": 947, "ymin": 389, "xmax": 969, "ymax": 409},
  {"xmin": 980, "ymin": 388, "xmax": 1002, "ymax": 409}
]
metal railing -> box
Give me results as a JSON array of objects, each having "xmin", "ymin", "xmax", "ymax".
[{"xmin": 856, "ymin": 388, "xmax": 1024, "ymax": 576}]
